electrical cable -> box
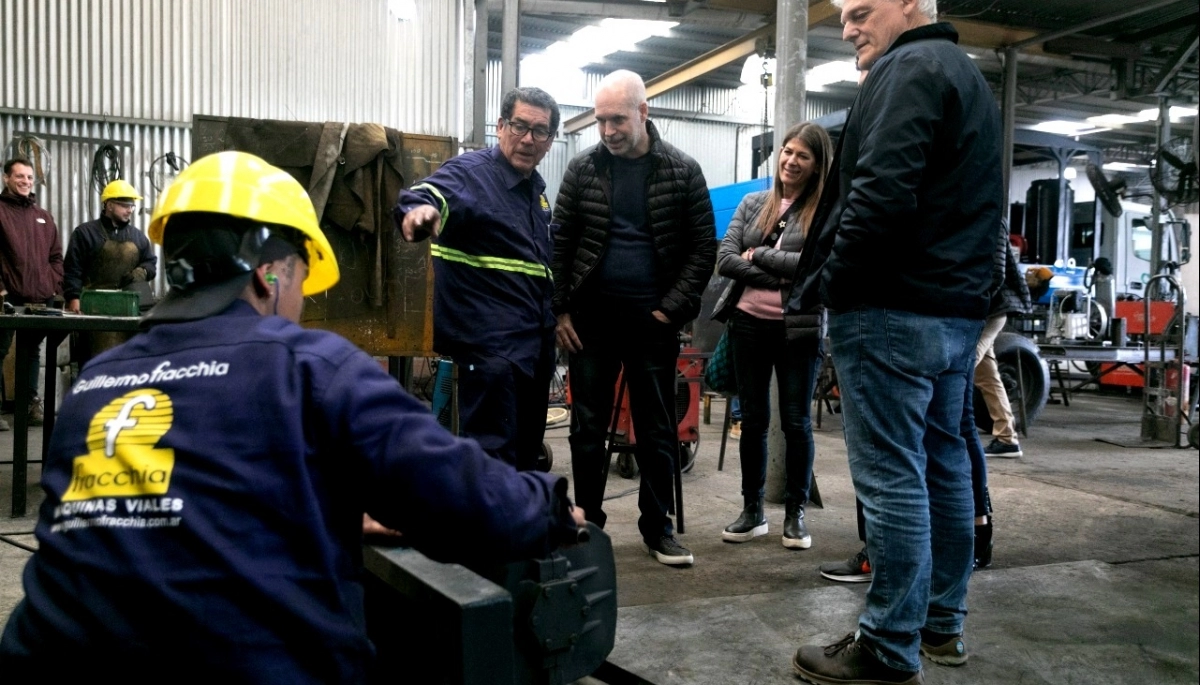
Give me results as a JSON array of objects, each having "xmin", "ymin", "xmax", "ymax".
[
  {"xmin": 9, "ymin": 135, "xmax": 50, "ymax": 186},
  {"xmin": 148, "ymin": 152, "xmax": 190, "ymax": 192},
  {"xmin": 91, "ymin": 144, "xmax": 124, "ymax": 193}
]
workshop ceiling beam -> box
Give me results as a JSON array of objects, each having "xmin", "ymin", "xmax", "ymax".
[
  {"xmin": 562, "ymin": 1, "xmax": 839, "ymax": 134},
  {"xmin": 1007, "ymin": 0, "xmax": 1183, "ymax": 51},
  {"xmin": 1145, "ymin": 27, "xmax": 1198, "ymax": 96},
  {"xmin": 1043, "ymin": 36, "xmax": 1145, "ymax": 61},
  {"xmin": 490, "ymin": 0, "xmax": 768, "ymax": 29}
]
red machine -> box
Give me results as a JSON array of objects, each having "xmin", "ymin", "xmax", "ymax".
[
  {"xmin": 1100, "ymin": 301, "xmax": 1178, "ymax": 388},
  {"xmin": 564, "ymin": 347, "xmax": 704, "ymax": 478}
]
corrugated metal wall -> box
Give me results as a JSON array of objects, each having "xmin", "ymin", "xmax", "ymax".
[
  {"xmin": 2, "ymin": 0, "xmax": 466, "ymax": 290},
  {"xmin": 0, "ymin": 0, "xmax": 462, "ymax": 135},
  {"xmin": 1, "ymin": 113, "xmax": 189, "ymax": 269}
]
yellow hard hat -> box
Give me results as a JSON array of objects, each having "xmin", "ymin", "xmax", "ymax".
[
  {"xmin": 148, "ymin": 151, "xmax": 339, "ymax": 296},
  {"xmin": 100, "ymin": 179, "xmax": 143, "ymax": 203}
]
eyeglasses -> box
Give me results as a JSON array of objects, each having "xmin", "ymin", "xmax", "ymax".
[
  {"xmin": 110, "ymin": 201, "xmax": 137, "ymax": 208},
  {"xmin": 503, "ymin": 119, "xmax": 555, "ymax": 143}
]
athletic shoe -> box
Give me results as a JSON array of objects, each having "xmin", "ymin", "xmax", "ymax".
[
  {"xmin": 645, "ymin": 535, "xmax": 694, "ymax": 566},
  {"xmin": 819, "ymin": 547, "xmax": 872, "ymax": 583},
  {"xmin": 984, "ymin": 439, "xmax": 1022, "ymax": 458},
  {"xmin": 919, "ymin": 628, "xmax": 968, "ymax": 666}
]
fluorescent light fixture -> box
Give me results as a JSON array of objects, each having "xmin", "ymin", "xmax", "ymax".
[
  {"xmin": 1089, "ymin": 106, "xmax": 1198, "ymax": 128},
  {"xmin": 1102, "ymin": 162, "xmax": 1150, "ymax": 171},
  {"xmin": 807, "ymin": 60, "xmax": 860, "ymax": 91},
  {"xmin": 740, "ymin": 57, "xmax": 859, "ymax": 90},
  {"xmin": 1087, "ymin": 113, "xmax": 1144, "ymax": 128},
  {"xmin": 387, "ymin": 0, "xmax": 416, "ymax": 21},
  {"xmin": 1135, "ymin": 106, "xmax": 1199, "ymax": 122},
  {"xmin": 534, "ymin": 18, "xmax": 676, "ymax": 69},
  {"xmin": 1031, "ymin": 120, "xmax": 1109, "ymax": 136},
  {"xmin": 520, "ymin": 18, "xmax": 677, "ymax": 100}
]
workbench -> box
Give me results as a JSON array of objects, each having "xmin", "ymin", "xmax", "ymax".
[
  {"xmin": 0, "ymin": 311, "xmax": 141, "ymax": 517},
  {"xmin": 1037, "ymin": 342, "xmax": 1191, "ymax": 406}
]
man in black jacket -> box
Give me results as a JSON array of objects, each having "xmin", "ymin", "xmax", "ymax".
[
  {"xmin": 787, "ymin": 0, "xmax": 1002, "ymax": 682},
  {"xmin": 552, "ymin": 70, "xmax": 715, "ymax": 567}
]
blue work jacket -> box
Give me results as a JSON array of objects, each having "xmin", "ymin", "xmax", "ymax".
[
  {"xmin": 0, "ymin": 300, "xmax": 577, "ymax": 682},
  {"xmin": 395, "ymin": 146, "xmax": 555, "ymax": 375}
]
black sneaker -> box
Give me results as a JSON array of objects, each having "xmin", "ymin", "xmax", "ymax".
[
  {"xmin": 984, "ymin": 439, "xmax": 1022, "ymax": 458},
  {"xmin": 819, "ymin": 548, "xmax": 872, "ymax": 583},
  {"xmin": 919, "ymin": 628, "xmax": 968, "ymax": 666},
  {"xmin": 645, "ymin": 535, "xmax": 694, "ymax": 566},
  {"xmin": 792, "ymin": 633, "xmax": 924, "ymax": 685}
]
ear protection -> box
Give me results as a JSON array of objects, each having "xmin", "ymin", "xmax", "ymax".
[{"xmin": 265, "ymin": 273, "xmax": 278, "ymax": 286}]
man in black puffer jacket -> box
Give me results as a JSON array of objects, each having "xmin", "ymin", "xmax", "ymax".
[{"xmin": 552, "ymin": 70, "xmax": 715, "ymax": 567}]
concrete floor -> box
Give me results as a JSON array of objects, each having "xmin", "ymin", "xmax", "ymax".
[{"xmin": 1, "ymin": 390, "xmax": 1197, "ymax": 684}]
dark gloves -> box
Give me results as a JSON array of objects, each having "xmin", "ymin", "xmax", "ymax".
[{"xmin": 120, "ymin": 267, "xmax": 148, "ymax": 287}]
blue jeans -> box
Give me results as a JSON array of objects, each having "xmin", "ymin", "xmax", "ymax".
[
  {"xmin": 829, "ymin": 308, "xmax": 982, "ymax": 672},
  {"xmin": 567, "ymin": 306, "xmax": 680, "ymax": 543},
  {"xmin": 728, "ymin": 312, "xmax": 820, "ymax": 507}
]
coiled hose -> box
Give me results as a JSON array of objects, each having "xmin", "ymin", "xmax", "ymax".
[{"xmin": 91, "ymin": 143, "xmax": 124, "ymax": 192}]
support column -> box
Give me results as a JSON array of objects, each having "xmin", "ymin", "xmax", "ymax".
[
  {"xmin": 765, "ymin": 0, "xmax": 808, "ymax": 506},
  {"xmin": 501, "ymin": 0, "xmax": 520, "ymax": 95},
  {"xmin": 468, "ymin": 0, "xmax": 489, "ymax": 148},
  {"xmin": 772, "ymin": 0, "xmax": 809, "ymax": 143},
  {"xmin": 1149, "ymin": 95, "xmax": 1172, "ymax": 288},
  {"xmin": 1001, "ymin": 47, "xmax": 1018, "ymax": 206}
]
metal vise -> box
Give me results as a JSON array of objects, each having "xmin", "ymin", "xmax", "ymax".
[{"xmin": 364, "ymin": 523, "xmax": 617, "ymax": 684}]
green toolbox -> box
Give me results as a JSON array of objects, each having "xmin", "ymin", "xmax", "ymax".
[{"xmin": 80, "ymin": 289, "xmax": 140, "ymax": 317}]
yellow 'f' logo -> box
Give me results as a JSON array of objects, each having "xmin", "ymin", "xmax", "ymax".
[{"xmin": 62, "ymin": 389, "xmax": 176, "ymax": 501}]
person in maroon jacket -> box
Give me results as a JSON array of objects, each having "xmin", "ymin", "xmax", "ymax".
[{"xmin": 0, "ymin": 158, "xmax": 64, "ymax": 429}]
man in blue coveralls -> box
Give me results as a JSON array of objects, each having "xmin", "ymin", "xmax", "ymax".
[
  {"xmin": 395, "ymin": 87, "xmax": 560, "ymax": 471},
  {"xmin": 0, "ymin": 151, "xmax": 585, "ymax": 682}
]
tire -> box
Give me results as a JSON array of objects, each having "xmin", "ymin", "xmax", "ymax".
[
  {"xmin": 679, "ymin": 440, "xmax": 698, "ymax": 474},
  {"xmin": 536, "ymin": 441, "xmax": 553, "ymax": 473},
  {"xmin": 617, "ymin": 453, "xmax": 638, "ymax": 479},
  {"xmin": 974, "ymin": 332, "xmax": 1050, "ymax": 433}
]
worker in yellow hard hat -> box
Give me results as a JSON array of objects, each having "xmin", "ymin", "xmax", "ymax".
[
  {"xmin": 63, "ymin": 178, "xmax": 156, "ymax": 314},
  {"xmin": 0, "ymin": 150, "xmax": 586, "ymax": 681}
]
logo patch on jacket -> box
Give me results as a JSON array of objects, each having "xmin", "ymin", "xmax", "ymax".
[
  {"xmin": 540, "ymin": 194, "xmax": 550, "ymax": 212},
  {"xmin": 62, "ymin": 389, "xmax": 176, "ymax": 501}
]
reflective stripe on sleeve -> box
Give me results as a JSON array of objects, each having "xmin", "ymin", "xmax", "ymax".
[
  {"xmin": 430, "ymin": 244, "xmax": 551, "ymax": 279},
  {"xmin": 411, "ymin": 183, "xmax": 449, "ymax": 229}
]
